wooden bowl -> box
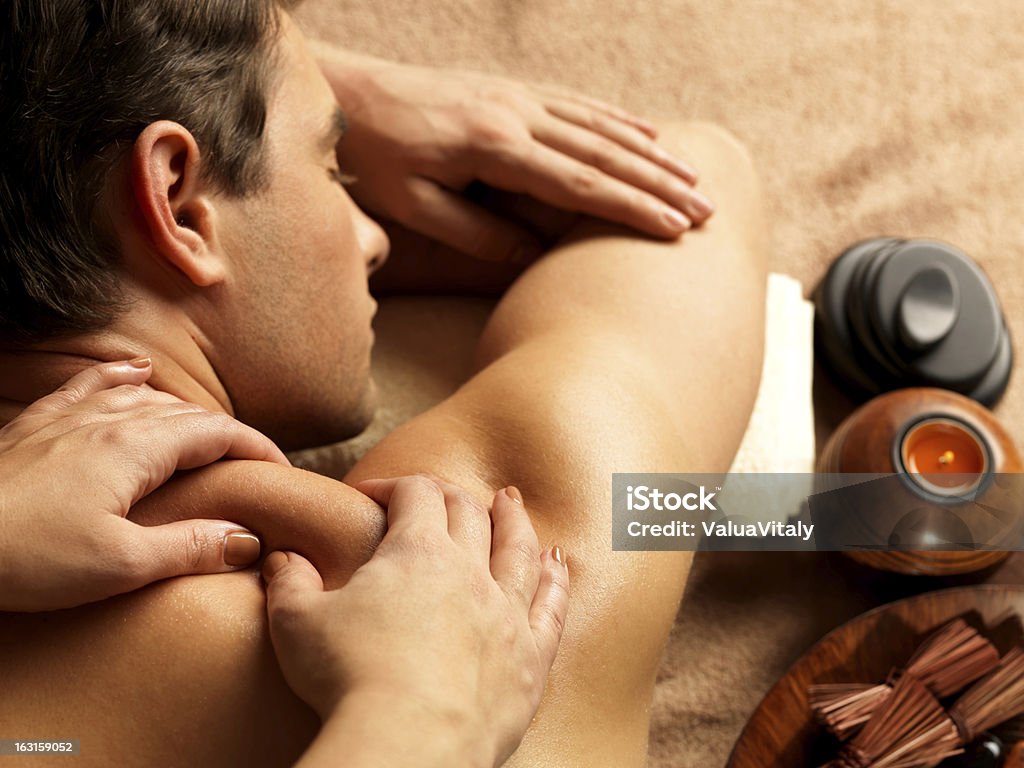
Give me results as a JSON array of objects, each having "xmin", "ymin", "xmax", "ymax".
[
  {"xmin": 727, "ymin": 585, "xmax": 1024, "ymax": 767},
  {"xmin": 817, "ymin": 388, "xmax": 1023, "ymax": 575}
]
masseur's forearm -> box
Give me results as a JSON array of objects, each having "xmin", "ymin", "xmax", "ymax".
[
  {"xmin": 308, "ymin": 39, "xmax": 391, "ymax": 115},
  {"xmin": 296, "ymin": 691, "xmax": 490, "ymax": 768}
]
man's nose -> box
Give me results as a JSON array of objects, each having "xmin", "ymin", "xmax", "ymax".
[{"xmin": 356, "ymin": 209, "xmax": 389, "ymax": 275}]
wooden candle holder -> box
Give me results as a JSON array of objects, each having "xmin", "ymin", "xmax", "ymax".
[{"xmin": 817, "ymin": 388, "xmax": 1023, "ymax": 575}]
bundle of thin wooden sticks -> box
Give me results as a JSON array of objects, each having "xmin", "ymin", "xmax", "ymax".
[
  {"xmin": 949, "ymin": 647, "xmax": 1024, "ymax": 746},
  {"xmin": 823, "ymin": 676, "xmax": 962, "ymax": 768},
  {"xmin": 814, "ymin": 623, "xmax": 1024, "ymax": 767},
  {"xmin": 811, "ymin": 619, "xmax": 1000, "ymax": 739}
]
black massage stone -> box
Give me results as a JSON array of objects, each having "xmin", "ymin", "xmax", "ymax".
[{"xmin": 814, "ymin": 238, "xmax": 1013, "ymax": 406}]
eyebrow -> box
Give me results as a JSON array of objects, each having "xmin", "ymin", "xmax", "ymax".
[{"xmin": 319, "ymin": 106, "xmax": 348, "ymax": 152}]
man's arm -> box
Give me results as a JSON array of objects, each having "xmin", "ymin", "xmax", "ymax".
[{"xmin": 340, "ymin": 121, "xmax": 767, "ymax": 767}]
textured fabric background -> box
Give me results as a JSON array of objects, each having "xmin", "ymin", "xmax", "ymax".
[{"xmin": 292, "ymin": 1, "xmax": 1024, "ymax": 764}]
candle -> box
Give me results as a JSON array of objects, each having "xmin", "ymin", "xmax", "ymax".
[
  {"xmin": 898, "ymin": 416, "xmax": 991, "ymax": 498},
  {"xmin": 815, "ymin": 387, "xmax": 1022, "ymax": 574}
]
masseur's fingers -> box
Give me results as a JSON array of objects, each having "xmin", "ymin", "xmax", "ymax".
[
  {"xmin": 531, "ymin": 83, "xmax": 659, "ymax": 138},
  {"xmin": 261, "ymin": 551, "xmax": 334, "ymax": 693},
  {"xmin": 20, "ymin": 358, "xmax": 153, "ymax": 415},
  {"xmin": 61, "ymin": 385, "xmax": 194, "ymax": 418},
  {"xmin": 394, "ymin": 179, "xmax": 542, "ymax": 263},
  {"xmin": 358, "ymin": 475, "xmax": 493, "ymax": 556},
  {"xmin": 263, "ymin": 551, "xmax": 325, "ymax": 622},
  {"xmin": 356, "ymin": 475, "xmax": 450, "ymax": 539},
  {"xmin": 260, "ymin": 472, "xmax": 570, "ymax": 742},
  {"xmin": 489, "ymin": 487, "xmax": 542, "ymax": 607},
  {"xmin": 109, "ymin": 517, "xmax": 264, "ymax": 589},
  {"xmin": 125, "ymin": 411, "xmax": 290, "ymax": 500},
  {"xmin": 530, "ymin": 120, "xmax": 714, "ymax": 225},
  {"xmin": 154, "ymin": 411, "xmax": 291, "ymax": 469},
  {"xmin": 480, "ymin": 141, "xmax": 693, "ymax": 238},
  {"xmin": 534, "ymin": 121, "xmax": 713, "ymax": 224},
  {"xmin": 529, "ymin": 547, "xmax": 570, "ymax": 671},
  {"xmin": 0, "ymin": 359, "xmax": 293, "ymax": 612},
  {"xmin": 542, "ymin": 99, "xmax": 698, "ymax": 184},
  {"xmin": 436, "ymin": 481, "xmax": 492, "ymax": 561},
  {"xmin": 5, "ymin": 385, "xmax": 188, "ymax": 441}
]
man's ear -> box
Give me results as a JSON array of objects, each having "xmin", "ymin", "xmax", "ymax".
[{"xmin": 130, "ymin": 121, "xmax": 226, "ymax": 288}]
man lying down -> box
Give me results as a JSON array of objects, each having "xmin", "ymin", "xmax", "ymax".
[{"xmin": 0, "ymin": 1, "xmax": 767, "ymax": 766}]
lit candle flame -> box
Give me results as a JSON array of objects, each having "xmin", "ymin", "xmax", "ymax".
[{"xmin": 938, "ymin": 450, "xmax": 955, "ymax": 466}]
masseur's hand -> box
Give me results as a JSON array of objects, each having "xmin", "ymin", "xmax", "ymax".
[
  {"xmin": 316, "ymin": 47, "xmax": 714, "ymax": 262},
  {"xmin": 0, "ymin": 359, "xmax": 290, "ymax": 612},
  {"xmin": 263, "ymin": 475, "xmax": 570, "ymax": 768}
]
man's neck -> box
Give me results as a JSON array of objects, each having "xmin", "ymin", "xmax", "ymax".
[{"xmin": 0, "ymin": 320, "xmax": 233, "ymax": 425}]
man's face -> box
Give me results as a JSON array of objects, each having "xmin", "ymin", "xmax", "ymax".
[{"xmin": 209, "ymin": 14, "xmax": 389, "ymax": 450}]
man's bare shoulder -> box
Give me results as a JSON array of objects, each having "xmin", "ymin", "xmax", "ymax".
[
  {"xmin": 0, "ymin": 461, "xmax": 387, "ymax": 768},
  {"xmin": 0, "ymin": 569, "xmax": 318, "ymax": 767}
]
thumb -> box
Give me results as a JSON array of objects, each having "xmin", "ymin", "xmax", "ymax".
[
  {"xmin": 262, "ymin": 551, "xmax": 325, "ymax": 630},
  {"xmin": 122, "ymin": 520, "xmax": 262, "ymax": 587}
]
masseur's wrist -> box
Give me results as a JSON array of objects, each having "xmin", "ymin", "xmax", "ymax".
[
  {"xmin": 301, "ymin": 687, "xmax": 494, "ymax": 768},
  {"xmin": 309, "ymin": 39, "xmax": 397, "ymax": 114}
]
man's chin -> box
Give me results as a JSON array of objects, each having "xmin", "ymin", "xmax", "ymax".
[{"xmin": 270, "ymin": 379, "xmax": 379, "ymax": 452}]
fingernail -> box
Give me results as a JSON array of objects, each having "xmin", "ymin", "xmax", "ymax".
[
  {"xmin": 663, "ymin": 208, "xmax": 691, "ymax": 232},
  {"xmin": 674, "ymin": 159, "xmax": 699, "ymax": 182},
  {"xmin": 505, "ymin": 485, "xmax": 523, "ymax": 504},
  {"xmin": 655, "ymin": 147, "xmax": 697, "ymax": 181},
  {"xmin": 261, "ymin": 551, "xmax": 288, "ymax": 581},
  {"xmin": 224, "ymin": 531, "xmax": 261, "ymax": 567},
  {"xmin": 689, "ymin": 192, "xmax": 715, "ymax": 217},
  {"xmin": 552, "ymin": 545, "xmax": 566, "ymax": 566},
  {"xmin": 128, "ymin": 357, "xmax": 152, "ymax": 369}
]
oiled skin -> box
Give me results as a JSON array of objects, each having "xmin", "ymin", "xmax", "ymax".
[{"xmin": 0, "ymin": 122, "xmax": 765, "ymax": 768}]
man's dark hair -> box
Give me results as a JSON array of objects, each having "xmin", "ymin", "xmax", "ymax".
[{"xmin": 0, "ymin": 1, "xmax": 289, "ymax": 345}]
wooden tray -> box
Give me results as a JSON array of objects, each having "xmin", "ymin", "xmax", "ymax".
[{"xmin": 727, "ymin": 585, "xmax": 1024, "ymax": 767}]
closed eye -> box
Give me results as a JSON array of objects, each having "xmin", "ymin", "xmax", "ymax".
[{"xmin": 329, "ymin": 168, "xmax": 359, "ymax": 187}]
